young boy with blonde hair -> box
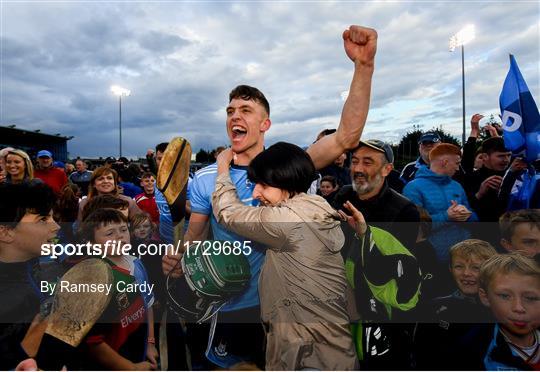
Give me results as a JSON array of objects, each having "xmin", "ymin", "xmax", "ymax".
[
  {"xmin": 449, "ymin": 239, "xmax": 498, "ymax": 300},
  {"xmin": 464, "ymin": 253, "xmax": 540, "ymax": 370},
  {"xmin": 414, "ymin": 239, "xmax": 497, "ymax": 369}
]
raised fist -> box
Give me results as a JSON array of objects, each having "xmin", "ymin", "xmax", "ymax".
[
  {"xmin": 342, "ymin": 25, "xmax": 377, "ymax": 66},
  {"xmin": 470, "ymin": 114, "xmax": 483, "ymax": 137}
]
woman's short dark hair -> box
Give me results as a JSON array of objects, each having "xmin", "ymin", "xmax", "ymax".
[{"xmin": 248, "ymin": 142, "xmax": 316, "ymax": 195}]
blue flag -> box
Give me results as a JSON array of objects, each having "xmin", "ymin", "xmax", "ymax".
[
  {"xmin": 499, "ymin": 55, "xmax": 540, "ymax": 163},
  {"xmin": 507, "ymin": 167, "xmax": 540, "ymax": 210}
]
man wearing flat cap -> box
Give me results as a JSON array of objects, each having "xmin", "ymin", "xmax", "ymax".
[
  {"xmin": 333, "ymin": 139, "xmax": 420, "ymax": 250},
  {"xmin": 333, "ymin": 139, "xmax": 421, "ymax": 369}
]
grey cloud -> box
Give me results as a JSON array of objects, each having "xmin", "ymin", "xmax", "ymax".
[
  {"xmin": 138, "ymin": 31, "xmax": 191, "ymax": 53},
  {"xmin": 1, "ymin": 2, "xmax": 538, "ymax": 158}
]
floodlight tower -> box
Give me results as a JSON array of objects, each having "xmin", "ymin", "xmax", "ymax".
[
  {"xmin": 110, "ymin": 85, "xmax": 131, "ymax": 158},
  {"xmin": 449, "ymin": 25, "xmax": 475, "ymax": 145}
]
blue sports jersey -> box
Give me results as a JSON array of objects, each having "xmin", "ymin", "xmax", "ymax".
[
  {"xmin": 184, "ymin": 177, "xmax": 192, "ymax": 232},
  {"xmin": 155, "ymin": 186, "xmax": 174, "ymax": 244},
  {"xmin": 190, "ymin": 163, "xmax": 264, "ymax": 311},
  {"xmin": 132, "ymin": 256, "xmax": 155, "ymax": 309}
]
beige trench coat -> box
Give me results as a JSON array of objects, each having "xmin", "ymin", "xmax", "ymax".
[{"xmin": 212, "ymin": 173, "xmax": 357, "ymax": 370}]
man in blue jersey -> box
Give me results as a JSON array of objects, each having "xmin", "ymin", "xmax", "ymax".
[{"xmin": 163, "ymin": 24, "xmax": 378, "ymax": 368}]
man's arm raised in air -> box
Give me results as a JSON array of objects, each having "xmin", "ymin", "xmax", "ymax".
[
  {"xmin": 307, "ymin": 25, "xmax": 377, "ymax": 170},
  {"xmin": 162, "ymin": 212, "xmax": 209, "ymax": 278}
]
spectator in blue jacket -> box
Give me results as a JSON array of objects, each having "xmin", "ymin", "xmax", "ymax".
[{"xmin": 404, "ymin": 143, "xmax": 478, "ymax": 263}]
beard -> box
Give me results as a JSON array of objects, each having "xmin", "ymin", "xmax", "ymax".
[{"xmin": 352, "ymin": 171, "xmax": 383, "ymax": 196}]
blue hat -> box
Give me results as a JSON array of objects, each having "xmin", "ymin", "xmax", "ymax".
[
  {"xmin": 37, "ymin": 150, "xmax": 53, "ymax": 158},
  {"xmin": 418, "ymin": 132, "xmax": 441, "ymax": 144},
  {"xmin": 53, "ymin": 161, "xmax": 65, "ymax": 168}
]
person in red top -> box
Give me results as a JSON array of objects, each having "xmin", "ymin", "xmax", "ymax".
[
  {"xmin": 33, "ymin": 150, "xmax": 67, "ymax": 195},
  {"xmin": 134, "ymin": 172, "xmax": 159, "ymax": 225}
]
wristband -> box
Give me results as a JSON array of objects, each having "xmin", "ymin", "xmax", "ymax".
[{"xmin": 147, "ymin": 337, "xmax": 156, "ymax": 344}]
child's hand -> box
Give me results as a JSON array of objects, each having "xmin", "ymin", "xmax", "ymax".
[
  {"xmin": 216, "ymin": 148, "xmax": 236, "ymax": 175},
  {"xmin": 132, "ymin": 361, "xmax": 156, "ymax": 370},
  {"xmin": 338, "ymin": 201, "xmax": 367, "ymax": 236},
  {"xmin": 146, "ymin": 342, "xmax": 159, "ymax": 369}
]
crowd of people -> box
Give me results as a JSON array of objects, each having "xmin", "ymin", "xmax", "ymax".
[{"xmin": 1, "ymin": 24, "xmax": 539, "ymax": 371}]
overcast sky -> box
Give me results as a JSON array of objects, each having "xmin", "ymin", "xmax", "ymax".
[{"xmin": 1, "ymin": 1, "xmax": 538, "ymax": 159}]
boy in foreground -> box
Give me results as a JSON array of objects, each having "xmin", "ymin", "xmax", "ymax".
[
  {"xmin": 0, "ymin": 183, "xmax": 100, "ymax": 370},
  {"xmin": 464, "ymin": 253, "xmax": 540, "ymax": 370},
  {"xmin": 0, "ymin": 182, "xmax": 61, "ymax": 369}
]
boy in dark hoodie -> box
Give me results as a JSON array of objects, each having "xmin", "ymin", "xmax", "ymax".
[
  {"xmin": 0, "ymin": 182, "xmax": 89, "ymax": 369},
  {"xmin": 413, "ymin": 239, "xmax": 497, "ymax": 369},
  {"xmin": 0, "ymin": 182, "xmax": 114, "ymax": 370},
  {"xmin": 0, "ymin": 182, "xmax": 62, "ymax": 369}
]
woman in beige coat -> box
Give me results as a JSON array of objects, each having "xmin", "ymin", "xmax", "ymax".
[{"xmin": 212, "ymin": 143, "xmax": 356, "ymax": 370}]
